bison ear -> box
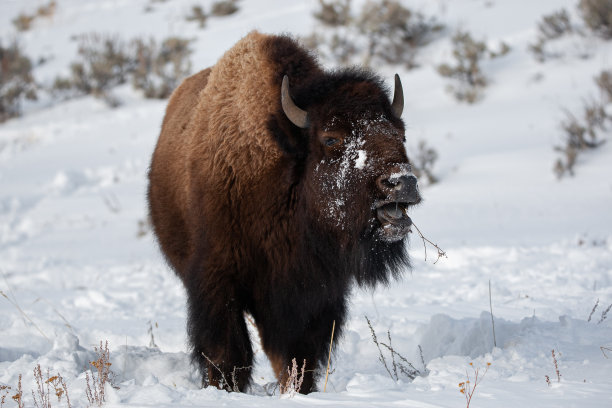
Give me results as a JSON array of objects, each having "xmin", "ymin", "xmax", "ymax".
[
  {"xmin": 391, "ymin": 73, "xmax": 404, "ymax": 119},
  {"xmin": 281, "ymin": 75, "xmax": 310, "ymax": 128}
]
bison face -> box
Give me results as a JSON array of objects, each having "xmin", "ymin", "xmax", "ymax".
[{"xmin": 282, "ymin": 75, "xmax": 421, "ymax": 244}]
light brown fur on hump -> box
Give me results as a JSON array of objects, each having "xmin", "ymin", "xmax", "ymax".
[{"xmin": 187, "ymin": 31, "xmax": 282, "ymax": 187}]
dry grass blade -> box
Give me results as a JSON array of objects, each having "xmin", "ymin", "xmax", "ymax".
[{"xmin": 323, "ymin": 320, "xmax": 336, "ymax": 392}]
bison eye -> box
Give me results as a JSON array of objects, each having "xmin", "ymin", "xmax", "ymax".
[{"xmin": 324, "ymin": 137, "xmax": 341, "ymax": 147}]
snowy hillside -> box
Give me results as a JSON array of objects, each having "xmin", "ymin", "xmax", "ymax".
[{"xmin": 1, "ymin": 0, "xmax": 611, "ymax": 407}]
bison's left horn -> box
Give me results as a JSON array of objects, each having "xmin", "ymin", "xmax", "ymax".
[
  {"xmin": 391, "ymin": 73, "xmax": 404, "ymax": 119},
  {"xmin": 281, "ymin": 75, "xmax": 309, "ymax": 128}
]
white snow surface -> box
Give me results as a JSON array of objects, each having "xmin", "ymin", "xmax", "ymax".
[{"xmin": 1, "ymin": 0, "xmax": 612, "ymax": 407}]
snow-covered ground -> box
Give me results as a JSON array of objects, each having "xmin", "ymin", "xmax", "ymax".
[{"xmin": 1, "ymin": 0, "xmax": 611, "ymax": 407}]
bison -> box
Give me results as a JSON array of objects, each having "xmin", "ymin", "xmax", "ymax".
[{"xmin": 147, "ymin": 31, "xmax": 421, "ymax": 394}]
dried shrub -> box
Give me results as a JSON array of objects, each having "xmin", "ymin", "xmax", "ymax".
[
  {"xmin": 313, "ymin": 0, "xmax": 351, "ymax": 27},
  {"xmin": 306, "ymin": 0, "xmax": 441, "ymax": 68},
  {"xmin": 529, "ymin": 9, "xmax": 574, "ymax": 62},
  {"xmin": 185, "ymin": 5, "xmax": 207, "ymax": 28},
  {"xmin": 539, "ymin": 9, "xmax": 573, "ymax": 40},
  {"xmin": 210, "ymin": 0, "xmax": 239, "ymax": 17},
  {"xmin": 579, "ymin": 0, "xmax": 612, "ymax": 39},
  {"xmin": 132, "ymin": 37, "xmax": 192, "ymax": 99},
  {"xmin": 54, "ymin": 34, "xmax": 130, "ymax": 105},
  {"xmin": 458, "ymin": 362, "xmax": 491, "ymax": 407},
  {"xmin": 554, "ymin": 70, "xmax": 610, "ymax": 178},
  {"xmin": 365, "ymin": 316, "xmax": 428, "ymax": 381},
  {"xmin": 595, "ymin": 69, "xmax": 612, "ymax": 102},
  {"xmin": 11, "ymin": 1, "xmax": 57, "ymax": 32},
  {"xmin": 280, "ymin": 358, "xmax": 306, "ymax": 396},
  {"xmin": 357, "ymin": 0, "xmax": 441, "ymax": 67},
  {"xmin": 437, "ymin": 31, "xmax": 489, "ymax": 103},
  {"xmin": 411, "ymin": 140, "xmax": 438, "ymax": 184},
  {"xmin": 12, "ymin": 14, "xmax": 36, "ymax": 32},
  {"xmin": 32, "ymin": 365, "xmax": 70, "ymax": 408},
  {"xmin": 85, "ymin": 341, "xmax": 118, "ymax": 407},
  {"xmin": 53, "ymin": 34, "xmax": 192, "ymax": 105},
  {"xmin": 0, "ymin": 39, "xmax": 37, "ymax": 122}
]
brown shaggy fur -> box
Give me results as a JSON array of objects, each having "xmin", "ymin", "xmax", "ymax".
[{"xmin": 148, "ymin": 31, "xmax": 419, "ymax": 393}]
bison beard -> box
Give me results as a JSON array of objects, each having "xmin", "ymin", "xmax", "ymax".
[{"xmin": 147, "ymin": 31, "xmax": 420, "ymax": 394}]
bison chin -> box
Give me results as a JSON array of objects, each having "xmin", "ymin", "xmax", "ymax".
[{"xmin": 374, "ymin": 201, "xmax": 413, "ymax": 242}]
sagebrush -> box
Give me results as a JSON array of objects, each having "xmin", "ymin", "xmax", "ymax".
[
  {"xmin": 306, "ymin": 0, "xmax": 441, "ymax": 68},
  {"xmin": 0, "ymin": 39, "xmax": 37, "ymax": 122},
  {"xmin": 53, "ymin": 34, "xmax": 192, "ymax": 106}
]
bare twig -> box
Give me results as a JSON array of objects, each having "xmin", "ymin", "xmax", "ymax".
[
  {"xmin": 598, "ymin": 303, "xmax": 611, "ymax": 324},
  {"xmin": 601, "ymin": 346, "xmax": 611, "ymax": 358},
  {"xmin": 552, "ymin": 349, "xmax": 561, "ymax": 382},
  {"xmin": 323, "ymin": 320, "xmax": 336, "ymax": 392},
  {"xmin": 411, "ymin": 222, "xmax": 447, "ymax": 264},
  {"xmin": 588, "ymin": 299, "xmax": 599, "ymax": 322},
  {"xmin": 489, "ymin": 280, "xmax": 497, "ymax": 348},
  {"xmin": 365, "ymin": 316, "xmax": 393, "ymax": 380}
]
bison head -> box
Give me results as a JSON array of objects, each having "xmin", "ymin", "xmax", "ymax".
[{"xmin": 280, "ymin": 71, "xmax": 421, "ymax": 246}]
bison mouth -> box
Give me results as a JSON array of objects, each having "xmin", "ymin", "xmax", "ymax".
[{"xmin": 375, "ymin": 201, "xmax": 413, "ymax": 242}]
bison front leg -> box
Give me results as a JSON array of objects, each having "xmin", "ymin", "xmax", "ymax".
[
  {"xmin": 261, "ymin": 304, "xmax": 345, "ymax": 394},
  {"xmin": 185, "ymin": 273, "xmax": 253, "ymax": 392}
]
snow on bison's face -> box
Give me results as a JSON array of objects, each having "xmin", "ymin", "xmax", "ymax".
[{"xmin": 282, "ymin": 74, "xmax": 421, "ymax": 244}]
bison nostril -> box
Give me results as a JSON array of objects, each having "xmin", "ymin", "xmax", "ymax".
[{"xmin": 378, "ymin": 174, "xmax": 420, "ymax": 203}]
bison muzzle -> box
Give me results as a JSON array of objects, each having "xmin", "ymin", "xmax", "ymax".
[{"xmin": 147, "ymin": 31, "xmax": 421, "ymax": 394}]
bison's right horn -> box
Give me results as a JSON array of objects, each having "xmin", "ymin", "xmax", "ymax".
[
  {"xmin": 281, "ymin": 75, "xmax": 309, "ymax": 128},
  {"xmin": 391, "ymin": 73, "xmax": 404, "ymax": 119}
]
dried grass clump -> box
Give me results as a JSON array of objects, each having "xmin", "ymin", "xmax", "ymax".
[
  {"xmin": 306, "ymin": 0, "xmax": 442, "ymax": 68},
  {"xmin": 579, "ymin": 0, "xmax": 612, "ymax": 39},
  {"xmin": 437, "ymin": 31, "xmax": 490, "ymax": 103},
  {"xmin": 0, "ymin": 39, "xmax": 37, "ymax": 123},
  {"xmin": 210, "ymin": 0, "xmax": 239, "ymax": 17}
]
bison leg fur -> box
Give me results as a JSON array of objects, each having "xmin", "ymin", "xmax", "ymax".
[
  {"xmin": 259, "ymin": 303, "xmax": 345, "ymax": 394},
  {"xmin": 185, "ymin": 273, "xmax": 254, "ymax": 392}
]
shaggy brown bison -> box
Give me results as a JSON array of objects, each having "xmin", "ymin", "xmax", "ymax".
[{"xmin": 147, "ymin": 31, "xmax": 421, "ymax": 394}]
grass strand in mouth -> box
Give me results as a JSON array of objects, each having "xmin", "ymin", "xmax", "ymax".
[{"xmin": 410, "ymin": 221, "xmax": 447, "ymax": 264}]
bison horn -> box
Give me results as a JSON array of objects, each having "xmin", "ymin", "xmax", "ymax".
[
  {"xmin": 391, "ymin": 73, "xmax": 404, "ymax": 119},
  {"xmin": 281, "ymin": 75, "xmax": 309, "ymax": 128}
]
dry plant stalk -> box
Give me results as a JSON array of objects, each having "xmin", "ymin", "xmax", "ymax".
[
  {"xmin": 33, "ymin": 365, "xmax": 51, "ymax": 408},
  {"xmin": 552, "ymin": 349, "xmax": 561, "ymax": 382},
  {"xmin": 601, "ymin": 346, "xmax": 611, "ymax": 358},
  {"xmin": 86, "ymin": 341, "xmax": 116, "ymax": 407},
  {"xmin": 323, "ymin": 320, "xmax": 336, "ymax": 392},
  {"xmin": 12, "ymin": 375, "xmax": 24, "ymax": 408},
  {"xmin": 280, "ymin": 358, "xmax": 306, "ymax": 396},
  {"xmin": 1, "ymin": 384, "xmax": 12, "ymax": 408},
  {"xmin": 458, "ymin": 362, "xmax": 491, "ymax": 408},
  {"xmin": 365, "ymin": 316, "xmax": 426, "ymax": 381},
  {"xmin": 410, "ymin": 222, "xmax": 447, "ymax": 264},
  {"xmin": 588, "ymin": 299, "xmax": 599, "ymax": 322}
]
